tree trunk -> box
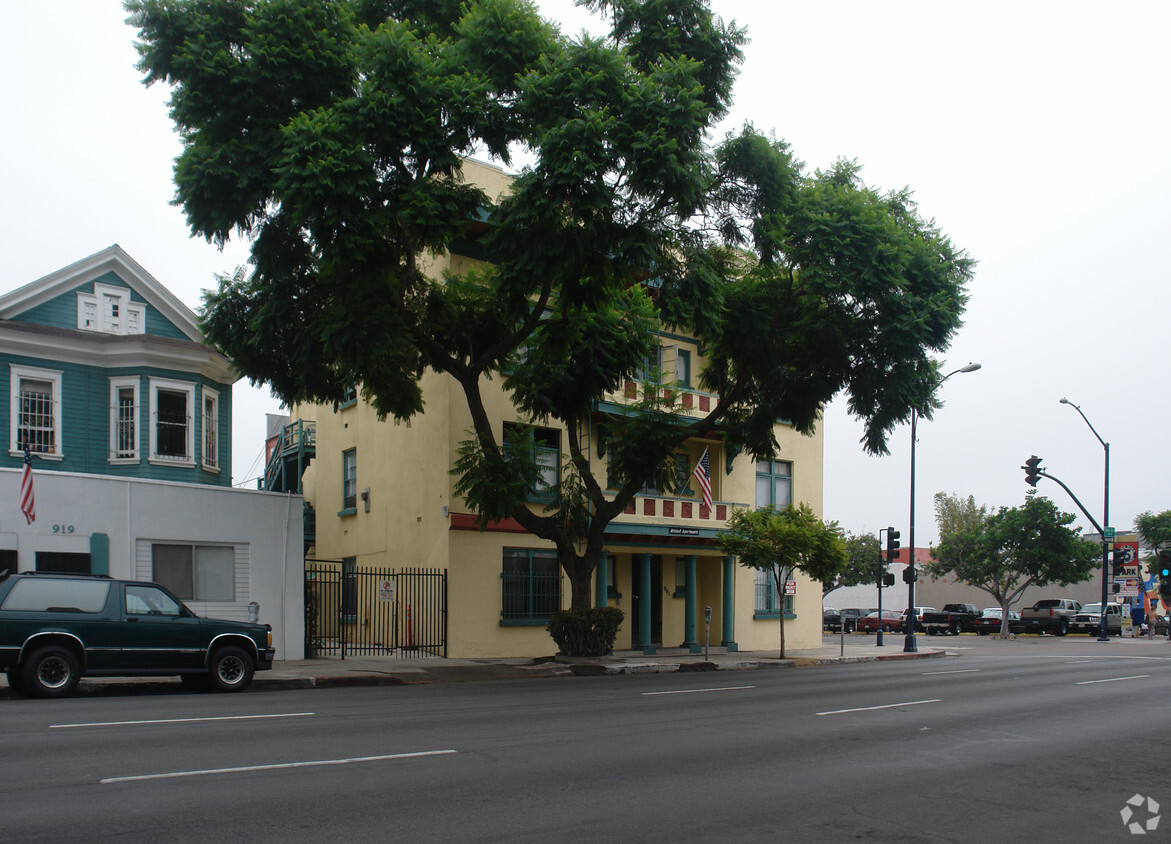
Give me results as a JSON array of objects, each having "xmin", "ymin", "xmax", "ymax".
[{"xmin": 773, "ymin": 566, "xmax": 787, "ymax": 659}]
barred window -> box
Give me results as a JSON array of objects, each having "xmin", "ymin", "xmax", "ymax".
[
  {"xmin": 18, "ymin": 378, "xmax": 54, "ymax": 454},
  {"xmin": 754, "ymin": 567, "xmax": 794, "ymax": 618},
  {"xmin": 202, "ymin": 389, "xmax": 219, "ymax": 470},
  {"xmin": 342, "ymin": 449, "xmax": 357, "ymax": 511},
  {"xmin": 110, "ymin": 377, "xmax": 139, "ymax": 461},
  {"xmin": 502, "ymin": 549, "xmax": 560, "ymax": 622}
]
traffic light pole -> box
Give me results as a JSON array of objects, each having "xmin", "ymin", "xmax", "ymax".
[
  {"xmin": 1059, "ymin": 399, "xmax": 1111, "ymax": 642},
  {"xmin": 1025, "ymin": 460, "xmax": 1109, "ymax": 641},
  {"xmin": 905, "ymin": 408, "xmax": 919, "ymax": 653},
  {"xmin": 877, "ymin": 528, "xmax": 886, "ymax": 647}
]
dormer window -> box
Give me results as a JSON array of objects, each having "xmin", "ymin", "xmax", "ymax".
[{"xmin": 76, "ymin": 283, "xmax": 145, "ymax": 336}]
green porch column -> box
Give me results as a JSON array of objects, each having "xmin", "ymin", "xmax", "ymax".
[
  {"xmin": 595, "ymin": 553, "xmax": 610, "ymax": 608},
  {"xmin": 682, "ymin": 555, "xmax": 700, "ymax": 653},
  {"xmin": 636, "ymin": 553, "xmax": 655, "ymax": 655},
  {"xmin": 721, "ymin": 555, "xmax": 738, "ymax": 651}
]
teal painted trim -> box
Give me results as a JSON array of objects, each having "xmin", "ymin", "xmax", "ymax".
[
  {"xmin": 89, "ymin": 533, "xmax": 109, "ymax": 575},
  {"xmin": 721, "ymin": 556, "xmax": 737, "ymax": 648},
  {"xmin": 0, "ymin": 355, "xmax": 232, "ymax": 486},
  {"xmin": 337, "ymin": 507, "xmax": 357, "ymax": 517},
  {"xmin": 636, "ymin": 553, "xmax": 653, "ymax": 651},
  {"xmin": 17, "ymin": 272, "xmax": 190, "ymax": 340},
  {"xmin": 448, "ymin": 238, "xmax": 498, "ymax": 263},
  {"xmin": 683, "ymin": 554, "xmax": 698, "ymax": 647},
  {"xmin": 605, "ymin": 522, "xmax": 725, "ymax": 540},
  {"xmin": 595, "ymin": 553, "xmax": 609, "ymax": 608},
  {"xmin": 500, "ymin": 618, "xmax": 551, "ymax": 627}
]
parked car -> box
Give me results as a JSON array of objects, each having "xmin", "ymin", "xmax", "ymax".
[
  {"xmin": 899, "ymin": 606, "xmax": 936, "ymax": 633},
  {"xmin": 974, "ymin": 607, "xmax": 1024, "ymax": 635},
  {"xmin": 922, "ymin": 603, "xmax": 981, "ymax": 635},
  {"xmin": 1021, "ymin": 598, "xmax": 1082, "ymax": 635},
  {"xmin": 856, "ymin": 610, "xmax": 902, "ymax": 633},
  {"xmin": 826, "ymin": 607, "xmax": 876, "ymax": 633},
  {"xmin": 0, "ymin": 572, "xmax": 274, "ymax": 698},
  {"xmin": 1070, "ymin": 602, "xmax": 1123, "ymax": 636},
  {"xmin": 823, "ymin": 608, "xmax": 840, "ymax": 631}
]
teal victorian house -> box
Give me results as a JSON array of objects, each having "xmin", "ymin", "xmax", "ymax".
[{"xmin": 0, "ymin": 245, "xmax": 236, "ymax": 485}]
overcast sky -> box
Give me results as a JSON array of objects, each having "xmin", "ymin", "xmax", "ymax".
[{"xmin": 4, "ymin": 1, "xmax": 1168, "ymax": 544}]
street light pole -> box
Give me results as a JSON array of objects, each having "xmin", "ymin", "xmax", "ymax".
[
  {"xmin": 905, "ymin": 362, "xmax": 981, "ymax": 653},
  {"xmin": 1059, "ymin": 398, "xmax": 1110, "ymax": 643}
]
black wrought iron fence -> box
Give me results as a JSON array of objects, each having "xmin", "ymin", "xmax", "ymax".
[{"xmin": 305, "ymin": 561, "xmax": 447, "ymax": 659}]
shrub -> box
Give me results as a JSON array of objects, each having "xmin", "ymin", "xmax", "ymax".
[{"xmin": 547, "ymin": 607, "xmax": 625, "ymax": 657}]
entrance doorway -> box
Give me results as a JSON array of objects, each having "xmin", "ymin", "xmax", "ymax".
[{"xmin": 630, "ymin": 555, "xmax": 662, "ymax": 649}]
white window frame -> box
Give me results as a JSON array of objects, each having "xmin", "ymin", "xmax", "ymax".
[
  {"xmin": 109, "ymin": 376, "xmax": 139, "ymax": 463},
  {"xmin": 76, "ymin": 282, "xmax": 145, "ymax": 336},
  {"xmin": 148, "ymin": 377, "xmax": 195, "ymax": 466},
  {"xmin": 201, "ymin": 386, "xmax": 220, "ymax": 472},
  {"xmin": 9, "ymin": 364, "xmax": 63, "ymax": 459}
]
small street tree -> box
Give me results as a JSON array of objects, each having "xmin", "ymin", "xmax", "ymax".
[
  {"xmin": 823, "ymin": 531, "xmax": 884, "ymax": 599},
  {"xmin": 127, "ymin": 0, "xmax": 973, "ymax": 645},
  {"xmin": 720, "ymin": 504, "xmax": 847, "ymax": 658},
  {"xmin": 926, "ymin": 491, "xmax": 1099, "ymax": 637}
]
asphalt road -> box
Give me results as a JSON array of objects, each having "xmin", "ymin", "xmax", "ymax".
[{"xmin": 4, "ymin": 637, "xmax": 1170, "ymax": 842}]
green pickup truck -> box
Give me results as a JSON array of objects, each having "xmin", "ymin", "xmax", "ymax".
[{"xmin": 0, "ymin": 572, "xmax": 274, "ymax": 698}]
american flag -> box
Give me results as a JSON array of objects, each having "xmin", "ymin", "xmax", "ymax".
[
  {"xmin": 19, "ymin": 443, "xmax": 35, "ymax": 525},
  {"xmin": 692, "ymin": 447, "xmax": 713, "ymax": 511}
]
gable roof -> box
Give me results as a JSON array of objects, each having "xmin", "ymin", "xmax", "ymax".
[{"xmin": 0, "ymin": 244, "xmax": 203, "ymax": 342}]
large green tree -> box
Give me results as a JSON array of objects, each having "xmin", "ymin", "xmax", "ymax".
[
  {"xmin": 720, "ymin": 503, "xmax": 847, "ymax": 658},
  {"xmin": 927, "ymin": 492, "xmax": 1099, "ymax": 636},
  {"xmin": 127, "ymin": 0, "xmax": 973, "ymax": 614},
  {"xmin": 823, "ymin": 531, "xmax": 885, "ymax": 599}
]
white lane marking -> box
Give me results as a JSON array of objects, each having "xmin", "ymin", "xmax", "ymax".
[
  {"xmin": 100, "ymin": 749, "xmax": 457, "ymax": 784},
  {"xmin": 1076, "ymin": 675, "xmax": 1151, "ymax": 685},
  {"xmin": 1026, "ymin": 654, "xmax": 1166, "ymax": 661},
  {"xmin": 53, "ymin": 712, "xmax": 315, "ymax": 730},
  {"xmin": 921, "ymin": 669, "xmax": 980, "ymax": 675},
  {"xmin": 642, "ymin": 685, "xmax": 755, "ymax": 696},
  {"xmin": 817, "ymin": 699, "xmax": 941, "ymax": 716}
]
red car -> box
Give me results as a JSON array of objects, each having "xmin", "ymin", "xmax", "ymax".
[{"xmin": 856, "ymin": 610, "xmax": 902, "ymax": 633}]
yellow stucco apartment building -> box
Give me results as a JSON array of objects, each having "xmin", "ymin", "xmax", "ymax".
[{"xmin": 271, "ymin": 159, "xmax": 826, "ymax": 660}]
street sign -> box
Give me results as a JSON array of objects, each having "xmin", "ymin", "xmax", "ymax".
[
  {"xmin": 378, "ymin": 578, "xmax": 396, "ymax": 602},
  {"xmin": 1105, "ymin": 527, "xmax": 1116, "ymax": 541}
]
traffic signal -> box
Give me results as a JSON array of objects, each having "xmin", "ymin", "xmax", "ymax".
[
  {"xmin": 886, "ymin": 527, "xmax": 901, "ymax": 562},
  {"xmin": 883, "ymin": 573, "xmax": 896, "ymax": 587},
  {"xmin": 902, "ymin": 566, "xmax": 917, "ymax": 584},
  {"xmin": 1160, "ymin": 549, "xmax": 1171, "ymax": 579},
  {"xmin": 1023, "ymin": 455, "xmax": 1042, "ymax": 486}
]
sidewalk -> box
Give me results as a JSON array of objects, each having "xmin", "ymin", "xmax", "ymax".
[
  {"xmin": 249, "ymin": 638, "xmax": 950, "ymax": 690},
  {"xmin": 0, "ymin": 638, "xmax": 950, "ymax": 696}
]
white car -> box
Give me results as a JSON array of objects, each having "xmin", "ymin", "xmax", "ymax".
[{"xmin": 900, "ymin": 606, "xmax": 936, "ymax": 633}]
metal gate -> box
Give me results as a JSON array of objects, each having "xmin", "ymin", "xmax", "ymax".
[{"xmin": 305, "ymin": 560, "xmax": 447, "ymax": 659}]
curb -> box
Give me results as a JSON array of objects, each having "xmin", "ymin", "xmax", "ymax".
[{"xmin": 0, "ymin": 648, "xmax": 948, "ymax": 697}]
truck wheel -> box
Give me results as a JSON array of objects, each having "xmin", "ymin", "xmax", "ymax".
[
  {"xmin": 22, "ymin": 645, "xmax": 80, "ymax": 698},
  {"xmin": 1056, "ymin": 619, "xmax": 1069, "ymax": 636},
  {"xmin": 208, "ymin": 646, "xmax": 255, "ymax": 693}
]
